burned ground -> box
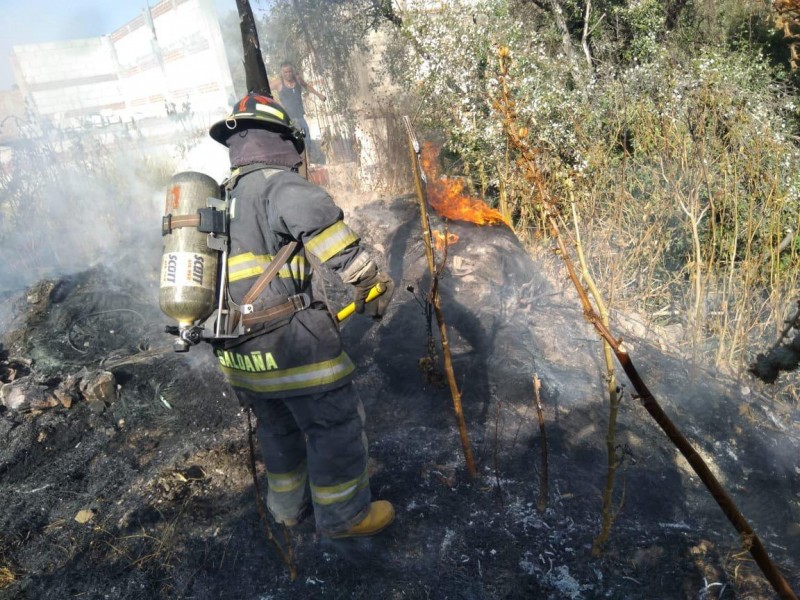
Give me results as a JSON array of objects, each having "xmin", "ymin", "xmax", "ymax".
[{"xmin": 1, "ymin": 196, "xmax": 799, "ymax": 599}]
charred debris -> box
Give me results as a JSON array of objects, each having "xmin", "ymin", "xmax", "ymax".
[
  {"xmin": 1, "ymin": 1, "xmax": 800, "ymax": 598},
  {"xmin": 1, "ymin": 181, "xmax": 799, "ymax": 598}
]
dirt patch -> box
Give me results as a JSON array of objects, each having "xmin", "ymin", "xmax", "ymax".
[{"xmin": 1, "ymin": 196, "xmax": 798, "ymax": 599}]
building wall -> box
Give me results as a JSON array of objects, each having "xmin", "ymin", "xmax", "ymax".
[
  {"xmin": 0, "ymin": 89, "xmax": 25, "ymax": 145},
  {"xmin": 11, "ymin": 37, "xmax": 121, "ymax": 126},
  {"xmin": 10, "ymin": 0, "xmax": 233, "ymax": 131}
]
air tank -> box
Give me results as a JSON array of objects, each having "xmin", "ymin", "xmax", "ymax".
[{"xmin": 159, "ymin": 171, "xmax": 220, "ymax": 327}]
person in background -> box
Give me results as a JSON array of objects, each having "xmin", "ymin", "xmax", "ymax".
[{"xmin": 272, "ymin": 61, "xmax": 326, "ymax": 146}]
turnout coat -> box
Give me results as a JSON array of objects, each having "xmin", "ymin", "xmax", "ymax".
[{"xmin": 211, "ymin": 165, "xmax": 371, "ymax": 399}]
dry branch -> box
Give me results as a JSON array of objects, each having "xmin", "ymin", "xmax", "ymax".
[
  {"xmin": 568, "ymin": 202, "xmax": 624, "ymax": 556},
  {"xmin": 493, "ymin": 399, "xmax": 504, "ymax": 504},
  {"xmin": 101, "ymin": 347, "xmax": 173, "ymax": 370},
  {"xmin": 532, "ymin": 374, "xmax": 548, "ymax": 512},
  {"xmin": 246, "ymin": 409, "xmax": 297, "ymax": 581},
  {"xmin": 581, "ymin": 0, "xmax": 594, "ymax": 72},
  {"xmin": 403, "ymin": 116, "xmax": 477, "ymax": 478}
]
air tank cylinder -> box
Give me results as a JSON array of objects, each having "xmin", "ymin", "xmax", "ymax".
[{"xmin": 159, "ymin": 171, "xmax": 220, "ymax": 330}]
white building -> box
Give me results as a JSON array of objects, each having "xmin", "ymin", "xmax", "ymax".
[{"xmin": 10, "ymin": 0, "xmax": 234, "ymax": 132}]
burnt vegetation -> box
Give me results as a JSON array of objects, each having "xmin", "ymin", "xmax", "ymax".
[{"xmin": 1, "ymin": 0, "xmax": 800, "ymax": 598}]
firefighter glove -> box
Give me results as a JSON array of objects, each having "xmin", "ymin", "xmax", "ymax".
[{"xmin": 354, "ymin": 269, "xmax": 395, "ymax": 320}]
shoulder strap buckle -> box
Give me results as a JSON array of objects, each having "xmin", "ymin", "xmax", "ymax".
[{"xmin": 289, "ymin": 293, "xmax": 310, "ymax": 311}]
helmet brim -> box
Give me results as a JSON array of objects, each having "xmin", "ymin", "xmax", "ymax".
[
  {"xmin": 209, "ymin": 117, "xmax": 234, "ymax": 144},
  {"xmin": 209, "ymin": 114, "xmax": 265, "ymax": 144}
]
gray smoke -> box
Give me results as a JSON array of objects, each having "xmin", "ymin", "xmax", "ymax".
[
  {"xmin": 0, "ymin": 127, "xmax": 225, "ymax": 339},
  {"xmin": 1, "ymin": 144, "xmax": 164, "ymax": 289}
]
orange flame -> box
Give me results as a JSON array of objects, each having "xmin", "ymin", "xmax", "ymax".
[
  {"xmin": 433, "ymin": 229, "xmax": 459, "ymax": 253},
  {"xmin": 421, "ymin": 142, "xmax": 510, "ymax": 227}
]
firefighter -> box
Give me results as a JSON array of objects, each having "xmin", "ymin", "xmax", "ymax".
[{"xmin": 208, "ymin": 93, "xmax": 395, "ymax": 538}]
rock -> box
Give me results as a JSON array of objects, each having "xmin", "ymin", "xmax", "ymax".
[
  {"xmin": 54, "ymin": 388, "xmax": 74, "ymax": 409},
  {"xmin": 79, "ymin": 371, "xmax": 117, "ymax": 406},
  {"xmin": 40, "ymin": 395, "xmax": 59, "ymax": 409},
  {"xmin": 87, "ymin": 399, "xmax": 106, "ymax": 415},
  {"xmin": 74, "ymin": 509, "xmax": 96, "ymax": 524},
  {"xmin": 54, "ymin": 375, "xmax": 80, "ymax": 409},
  {"xmin": 25, "ymin": 281, "xmax": 55, "ymax": 304},
  {"xmin": 9, "ymin": 356, "xmax": 33, "ymax": 370},
  {"xmin": 1, "ymin": 377, "xmax": 51, "ymax": 411},
  {"xmin": 1, "ymin": 382, "xmax": 28, "ymax": 410}
]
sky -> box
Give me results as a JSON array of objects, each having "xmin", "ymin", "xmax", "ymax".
[{"xmin": 0, "ymin": 0, "xmax": 238, "ymax": 91}]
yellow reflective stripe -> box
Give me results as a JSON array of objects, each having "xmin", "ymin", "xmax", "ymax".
[
  {"xmin": 228, "ymin": 253, "xmax": 309, "ymax": 283},
  {"xmin": 266, "ymin": 462, "xmax": 307, "ymax": 493},
  {"xmin": 310, "ymin": 469, "xmax": 369, "ymax": 506},
  {"xmin": 221, "ymin": 352, "xmax": 355, "ymax": 393},
  {"xmin": 228, "ymin": 252, "xmax": 257, "ymax": 266},
  {"xmin": 254, "ymin": 103, "xmax": 286, "ymax": 121},
  {"xmin": 305, "ymin": 221, "xmax": 359, "ymax": 263},
  {"xmin": 229, "ymin": 266, "xmax": 264, "ymax": 281}
]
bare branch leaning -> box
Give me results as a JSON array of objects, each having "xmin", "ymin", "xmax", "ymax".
[
  {"xmin": 532, "ymin": 374, "xmax": 548, "ymax": 513},
  {"xmin": 403, "ymin": 116, "xmax": 477, "ymax": 478},
  {"xmin": 246, "ymin": 410, "xmax": 297, "ymax": 581}
]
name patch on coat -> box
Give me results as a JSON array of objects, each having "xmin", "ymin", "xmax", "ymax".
[{"xmin": 215, "ymin": 349, "xmax": 279, "ymax": 372}]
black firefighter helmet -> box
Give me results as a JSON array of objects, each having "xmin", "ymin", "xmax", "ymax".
[{"xmin": 209, "ymin": 93, "xmax": 305, "ymax": 154}]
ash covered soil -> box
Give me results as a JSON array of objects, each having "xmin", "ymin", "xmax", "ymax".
[{"xmin": 1, "ymin": 194, "xmax": 799, "ymax": 599}]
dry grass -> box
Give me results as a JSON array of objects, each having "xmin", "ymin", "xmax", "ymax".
[
  {"xmin": 0, "ymin": 564, "xmax": 15, "ymax": 589},
  {"xmin": 493, "ymin": 52, "xmax": 800, "ymax": 376}
]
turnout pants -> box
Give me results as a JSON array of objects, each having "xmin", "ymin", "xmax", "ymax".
[{"xmin": 246, "ymin": 383, "xmax": 371, "ymax": 534}]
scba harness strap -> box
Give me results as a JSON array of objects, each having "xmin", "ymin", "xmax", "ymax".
[
  {"xmin": 237, "ymin": 239, "xmax": 307, "ymax": 334},
  {"xmin": 161, "ymin": 204, "xmax": 227, "ymax": 236},
  {"xmin": 162, "ymin": 163, "xmax": 282, "ymax": 236}
]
